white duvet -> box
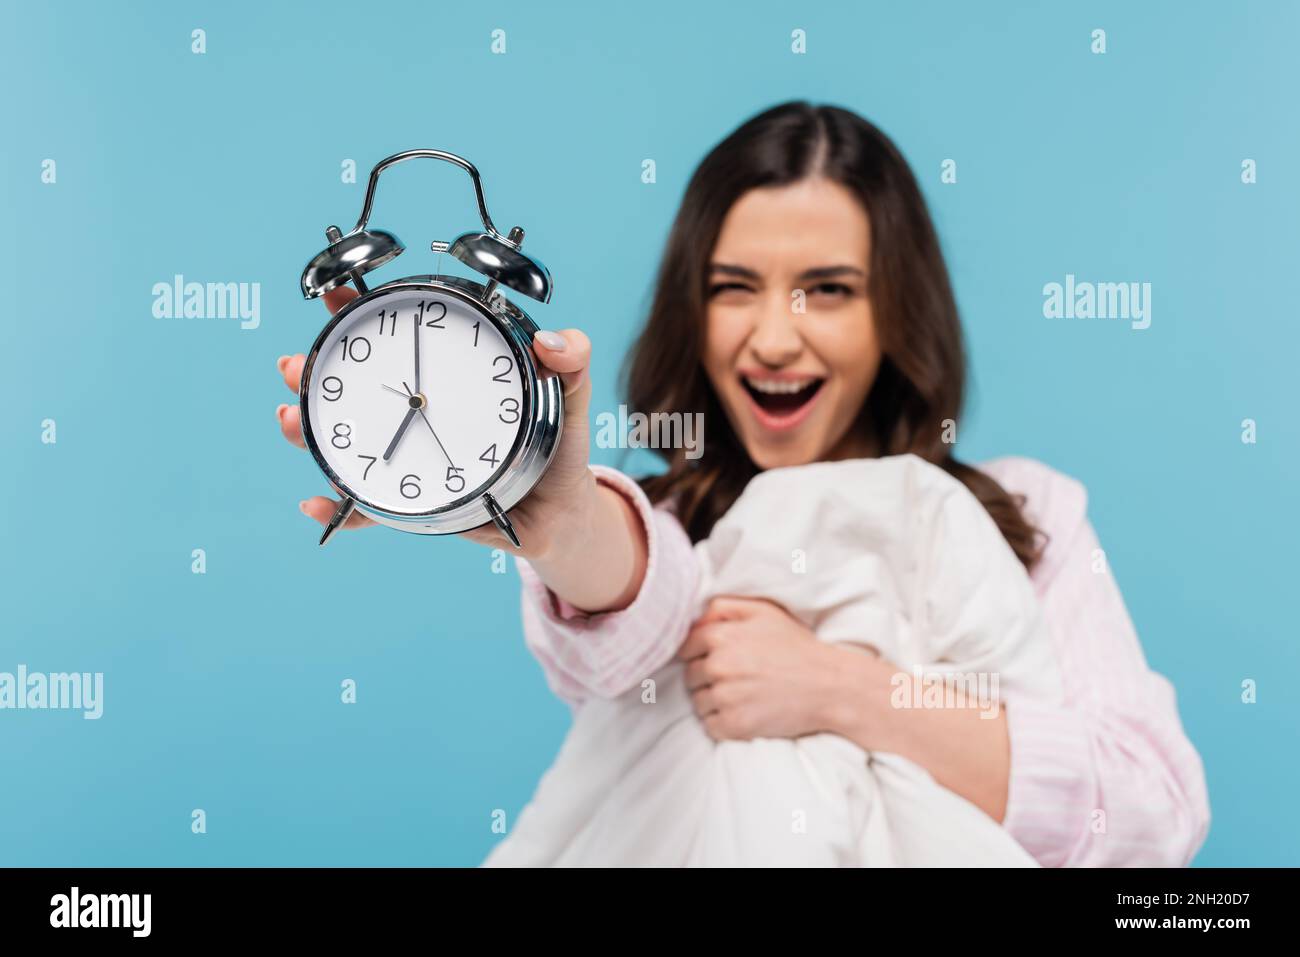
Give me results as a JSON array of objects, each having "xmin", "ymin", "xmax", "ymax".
[{"xmin": 485, "ymin": 455, "xmax": 1063, "ymax": 867}]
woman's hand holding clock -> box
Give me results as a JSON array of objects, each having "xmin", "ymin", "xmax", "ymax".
[{"xmin": 276, "ymin": 286, "xmax": 649, "ymax": 614}]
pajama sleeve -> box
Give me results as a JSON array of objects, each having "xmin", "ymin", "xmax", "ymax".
[
  {"xmin": 982, "ymin": 457, "xmax": 1211, "ymax": 867},
  {"xmin": 515, "ymin": 465, "xmax": 700, "ymax": 709}
]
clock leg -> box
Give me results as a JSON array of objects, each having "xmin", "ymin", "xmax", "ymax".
[
  {"xmin": 319, "ymin": 496, "xmax": 356, "ymax": 547},
  {"xmin": 483, "ymin": 493, "xmax": 521, "ymax": 548}
]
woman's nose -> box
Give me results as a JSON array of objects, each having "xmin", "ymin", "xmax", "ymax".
[{"xmin": 746, "ymin": 292, "xmax": 803, "ymax": 365}]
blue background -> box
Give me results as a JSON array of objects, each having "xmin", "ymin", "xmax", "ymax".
[{"xmin": 2, "ymin": 0, "xmax": 1295, "ymax": 866}]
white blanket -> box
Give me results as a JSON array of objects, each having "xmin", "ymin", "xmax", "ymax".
[{"xmin": 486, "ymin": 455, "xmax": 1063, "ymax": 867}]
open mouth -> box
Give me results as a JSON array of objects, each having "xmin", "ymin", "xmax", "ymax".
[{"xmin": 740, "ymin": 375, "xmax": 825, "ymax": 430}]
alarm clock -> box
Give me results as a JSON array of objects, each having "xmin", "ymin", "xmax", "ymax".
[{"xmin": 297, "ymin": 149, "xmax": 563, "ymax": 547}]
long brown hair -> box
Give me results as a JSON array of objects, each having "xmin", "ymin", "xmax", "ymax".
[{"xmin": 622, "ymin": 101, "xmax": 1044, "ymax": 569}]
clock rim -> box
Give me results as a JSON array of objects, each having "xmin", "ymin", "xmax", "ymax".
[{"xmin": 298, "ymin": 276, "xmax": 563, "ymax": 534}]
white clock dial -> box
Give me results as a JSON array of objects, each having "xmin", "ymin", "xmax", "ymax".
[{"xmin": 304, "ymin": 288, "xmax": 526, "ymax": 514}]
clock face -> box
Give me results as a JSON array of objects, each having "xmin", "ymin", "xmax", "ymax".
[{"xmin": 303, "ymin": 286, "xmax": 527, "ymax": 515}]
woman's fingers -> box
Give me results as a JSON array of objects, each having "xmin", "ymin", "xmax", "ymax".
[
  {"xmin": 299, "ymin": 496, "xmax": 375, "ymax": 530},
  {"xmin": 278, "ymin": 354, "xmax": 306, "ymax": 393},
  {"xmin": 276, "ymin": 402, "xmax": 305, "ymax": 448},
  {"xmin": 684, "ymin": 655, "xmax": 715, "ymax": 692},
  {"xmin": 678, "ymin": 619, "xmax": 731, "ymax": 662},
  {"xmin": 698, "ymin": 596, "xmax": 767, "ymax": 623},
  {"xmin": 532, "ymin": 328, "xmax": 592, "ymax": 412},
  {"xmin": 690, "ymin": 684, "xmax": 720, "ymax": 716},
  {"xmin": 278, "ymin": 292, "xmax": 372, "ymax": 534},
  {"xmin": 276, "ymin": 288, "xmax": 354, "ymax": 394},
  {"xmin": 532, "ymin": 328, "xmax": 590, "ymax": 378},
  {"xmin": 323, "ymin": 286, "xmax": 360, "ymax": 315}
]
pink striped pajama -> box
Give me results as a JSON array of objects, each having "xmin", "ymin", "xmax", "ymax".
[{"xmin": 515, "ymin": 457, "xmax": 1210, "ymax": 867}]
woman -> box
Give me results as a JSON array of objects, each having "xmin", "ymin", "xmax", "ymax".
[{"xmin": 276, "ymin": 102, "xmax": 1210, "ymax": 866}]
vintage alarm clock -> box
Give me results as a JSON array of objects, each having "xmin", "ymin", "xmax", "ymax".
[{"xmin": 298, "ymin": 149, "xmax": 563, "ymax": 546}]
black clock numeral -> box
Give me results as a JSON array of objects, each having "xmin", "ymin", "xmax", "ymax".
[
  {"xmin": 400, "ymin": 474, "xmax": 421, "ymax": 499},
  {"xmin": 419, "ymin": 301, "xmax": 447, "ymax": 328},
  {"xmin": 357, "ymin": 454, "xmax": 377, "ymax": 480},
  {"xmin": 498, "ymin": 397, "xmax": 520, "ymax": 424},
  {"xmin": 471, "ymin": 321, "xmax": 480, "ymax": 347},
  {"xmin": 444, "ymin": 466, "xmax": 466, "ymax": 494},
  {"xmin": 492, "ymin": 355, "xmax": 513, "ymax": 383},
  {"xmin": 321, "ymin": 376, "xmax": 343, "ymax": 402},
  {"xmin": 479, "ymin": 443, "xmax": 500, "ymax": 468},
  {"xmin": 331, "ymin": 422, "xmax": 352, "ymax": 449},
  {"xmin": 377, "ymin": 309, "xmax": 399, "ymax": 336},
  {"xmin": 339, "ymin": 336, "xmax": 371, "ymax": 362}
]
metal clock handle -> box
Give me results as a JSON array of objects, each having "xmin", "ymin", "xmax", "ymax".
[{"xmin": 352, "ymin": 149, "xmax": 507, "ymax": 242}]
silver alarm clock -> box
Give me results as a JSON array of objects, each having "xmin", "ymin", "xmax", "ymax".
[{"xmin": 298, "ymin": 149, "xmax": 563, "ymax": 547}]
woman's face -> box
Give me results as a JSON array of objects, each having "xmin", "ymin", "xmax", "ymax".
[{"xmin": 702, "ymin": 177, "xmax": 881, "ymax": 470}]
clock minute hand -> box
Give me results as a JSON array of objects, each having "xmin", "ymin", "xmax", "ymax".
[
  {"xmin": 382, "ymin": 407, "xmax": 419, "ymax": 462},
  {"xmin": 417, "ymin": 408, "xmax": 457, "ymax": 470},
  {"xmin": 413, "ymin": 304, "xmax": 422, "ymax": 396},
  {"xmin": 399, "ymin": 380, "xmax": 456, "ymax": 470}
]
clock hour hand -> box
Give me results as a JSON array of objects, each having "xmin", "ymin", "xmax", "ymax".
[{"xmin": 383, "ymin": 406, "xmax": 419, "ymax": 462}]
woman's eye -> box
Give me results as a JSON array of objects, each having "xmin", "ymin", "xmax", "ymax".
[
  {"xmin": 808, "ymin": 282, "xmax": 854, "ymax": 298},
  {"xmin": 708, "ymin": 282, "xmax": 754, "ymax": 298}
]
